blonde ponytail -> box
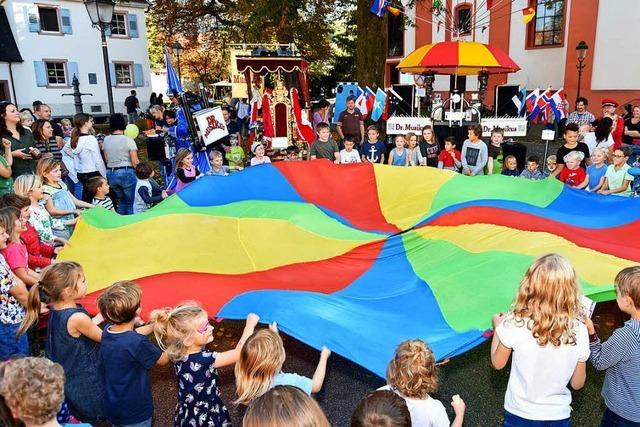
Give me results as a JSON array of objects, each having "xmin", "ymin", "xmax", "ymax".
[{"xmin": 17, "ymin": 282, "xmax": 43, "ymax": 337}]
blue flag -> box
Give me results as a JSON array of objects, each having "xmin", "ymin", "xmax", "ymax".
[
  {"xmin": 165, "ymin": 46, "xmax": 183, "ymax": 96},
  {"xmin": 370, "ymin": 0, "xmax": 388, "ymax": 17},
  {"xmin": 371, "ymin": 88, "xmax": 387, "ymax": 122},
  {"xmin": 332, "ymin": 83, "xmax": 361, "ymax": 123}
]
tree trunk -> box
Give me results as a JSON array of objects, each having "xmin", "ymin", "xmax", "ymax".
[{"xmin": 356, "ymin": 0, "xmax": 387, "ymax": 89}]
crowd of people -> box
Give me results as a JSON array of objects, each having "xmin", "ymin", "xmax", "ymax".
[{"xmin": 0, "ymin": 95, "xmax": 639, "ymax": 427}]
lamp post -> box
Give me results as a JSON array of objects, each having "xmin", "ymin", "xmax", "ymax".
[
  {"xmin": 575, "ymin": 41, "xmax": 589, "ymax": 104},
  {"xmin": 172, "ymin": 41, "xmax": 184, "ymax": 83},
  {"xmin": 84, "ymin": 0, "xmax": 116, "ymax": 115}
]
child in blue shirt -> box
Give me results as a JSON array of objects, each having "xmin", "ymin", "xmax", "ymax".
[
  {"xmin": 97, "ymin": 281, "xmax": 169, "ymax": 427},
  {"xmin": 586, "ymin": 266, "xmax": 640, "ymax": 426},
  {"xmin": 519, "ymin": 156, "xmax": 543, "ymax": 180},
  {"xmin": 360, "ymin": 125, "xmax": 386, "ymax": 164},
  {"xmin": 586, "ymin": 147, "xmax": 608, "ymax": 192}
]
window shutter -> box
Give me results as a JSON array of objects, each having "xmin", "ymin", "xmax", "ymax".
[
  {"xmin": 128, "ymin": 13, "xmax": 139, "ymax": 38},
  {"xmin": 33, "ymin": 61, "xmax": 47, "ymax": 86},
  {"xmin": 109, "ymin": 63, "xmax": 116, "ymax": 86},
  {"xmin": 133, "ymin": 63, "xmax": 144, "ymax": 86},
  {"xmin": 67, "ymin": 62, "xmax": 79, "ymax": 83},
  {"xmin": 60, "ymin": 8, "xmax": 72, "ymax": 34},
  {"xmin": 25, "ymin": 6, "xmax": 40, "ymax": 32}
]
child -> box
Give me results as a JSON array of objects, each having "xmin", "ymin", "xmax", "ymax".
[
  {"xmin": 235, "ymin": 324, "xmax": 331, "ymax": 405},
  {"xmin": 486, "ymin": 127, "xmax": 504, "ymax": 174},
  {"xmin": 37, "ymin": 158, "xmax": 90, "ymax": 240},
  {"xmin": 174, "ymin": 148, "xmax": 201, "ymax": 192},
  {"xmin": 418, "ymin": 125, "xmax": 440, "ymax": 167},
  {"xmin": 491, "ymin": 254, "xmax": 589, "ymax": 426},
  {"xmin": 0, "ymin": 206, "xmax": 40, "ymax": 286},
  {"xmin": 310, "ymin": 122, "xmax": 339, "ymax": 163},
  {"xmin": 339, "ymin": 136, "xmax": 362, "ymax": 164},
  {"xmin": 60, "ymin": 118, "xmax": 73, "ymax": 140},
  {"xmin": 586, "ymin": 266, "xmax": 640, "ymax": 426},
  {"xmin": 14, "ymin": 174, "xmax": 70, "ymax": 246},
  {"xmin": 388, "ymin": 135, "xmax": 409, "ymax": 166},
  {"xmin": 360, "ymin": 125, "xmax": 386, "ymax": 164},
  {"xmin": 352, "ymin": 390, "xmax": 411, "ymax": 427},
  {"xmin": 380, "ymin": 339, "xmax": 466, "ymax": 427},
  {"xmin": 437, "ymin": 136, "xmax": 462, "ymax": 172},
  {"xmin": 559, "ymin": 151, "xmax": 589, "ymax": 189},
  {"xmin": 150, "ymin": 304, "xmax": 260, "ymax": 426},
  {"xmin": 461, "ymin": 124, "xmax": 488, "ymax": 176},
  {"xmin": 519, "ymin": 156, "xmax": 543, "ymax": 180},
  {"xmin": 225, "ymin": 134, "xmax": 246, "ymax": 167},
  {"xmin": 405, "ymin": 132, "xmax": 424, "ymax": 166},
  {"xmin": 598, "ymin": 147, "xmax": 634, "ymax": 196},
  {"xmin": 208, "ymin": 150, "xmax": 231, "ymax": 176},
  {"xmin": 501, "ymin": 155, "xmax": 519, "ymax": 177},
  {"xmin": 97, "ymin": 281, "xmax": 170, "ymax": 427},
  {"xmin": 250, "ymin": 143, "xmax": 272, "ymax": 166},
  {"xmin": 244, "ymin": 385, "xmax": 330, "ymax": 427},
  {"xmin": 0, "ymin": 194, "xmax": 55, "ymax": 270},
  {"xmin": 18, "ymin": 262, "xmax": 106, "ymax": 423},
  {"xmin": 133, "ymin": 162, "xmax": 167, "ymax": 214},
  {"xmin": 19, "ymin": 111, "xmax": 33, "ymax": 130},
  {"xmin": 86, "ymin": 176, "xmax": 115, "ymax": 212},
  {"xmin": 543, "ymin": 155, "xmax": 557, "ymax": 178},
  {"xmin": 0, "ymin": 214, "xmax": 29, "ymax": 360},
  {"xmin": 586, "ymin": 148, "xmax": 608, "ymax": 192},
  {"xmin": 0, "ymin": 357, "xmax": 92, "ymax": 427},
  {"xmin": 285, "ymin": 145, "xmax": 301, "ymax": 161}
]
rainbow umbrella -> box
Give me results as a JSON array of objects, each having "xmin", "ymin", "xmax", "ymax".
[{"xmin": 397, "ymin": 40, "xmax": 520, "ymax": 75}]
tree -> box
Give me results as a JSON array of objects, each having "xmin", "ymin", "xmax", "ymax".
[{"xmin": 355, "ymin": 0, "xmax": 387, "ymax": 90}]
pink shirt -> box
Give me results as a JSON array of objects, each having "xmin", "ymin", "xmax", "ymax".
[{"xmin": 1, "ymin": 242, "xmax": 28, "ymax": 271}]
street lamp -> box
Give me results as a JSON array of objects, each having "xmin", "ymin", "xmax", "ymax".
[
  {"xmin": 84, "ymin": 0, "xmax": 116, "ymax": 115},
  {"xmin": 172, "ymin": 41, "xmax": 184, "ymax": 83},
  {"xmin": 575, "ymin": 40, "xmax": 589, "ymax": 104}
]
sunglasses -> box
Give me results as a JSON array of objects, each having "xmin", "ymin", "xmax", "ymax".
[{"xmin": 196, "ymin": 319, "xmax": 211, "ymax": 334}]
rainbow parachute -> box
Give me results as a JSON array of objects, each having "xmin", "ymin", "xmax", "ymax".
[{"xmin": 61, "ymin": 162, "xmax": 639, "ymax": 377}]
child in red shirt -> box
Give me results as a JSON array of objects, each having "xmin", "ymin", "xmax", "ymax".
[
  {"xmin": 559, "ymin": 151, "xmax": 589, "ymax": 189},
  {"xmin": 437, "ymin": 137, "xmax": 462, "ymax": 172}
]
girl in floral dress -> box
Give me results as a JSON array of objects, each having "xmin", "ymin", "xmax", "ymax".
[{"xmin": 151, "ymin": 303, "xmax": 259, "ymax": 427}]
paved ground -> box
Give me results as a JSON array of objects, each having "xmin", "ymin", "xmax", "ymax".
[{"xmin": 149, "ymin": 300, "xmax": 624, "ymax": 426}]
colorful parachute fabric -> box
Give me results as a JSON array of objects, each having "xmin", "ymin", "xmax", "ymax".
[{"xmin": 61, "ymin": 161, "xmax": 640, "ymax": 377}]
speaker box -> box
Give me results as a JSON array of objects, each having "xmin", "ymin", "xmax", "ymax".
[
  {"xmin": 495, "ymin": 85, "xmax": 520, "ymax": 117},
  {"xmin": 449, "ymin": 76, "xmax": 466, "ymax": 109},
  {"xmin": 389, "ymin": 84, "xmax": 414, "ymax": 116}
]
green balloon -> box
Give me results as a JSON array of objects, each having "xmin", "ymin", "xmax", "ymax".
[{"xmin": 124, "ymin": 124, "xmax": 139, "ymax": 139}]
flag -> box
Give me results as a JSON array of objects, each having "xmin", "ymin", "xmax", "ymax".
[
  {"xmin": 332, "ymin": 83, "xmax": 360, "ymax": 123},
  {"xmin": 370, "ymin": 0, "xmax": 388, "ymax": 17},
  {"xmin": 371, "ymin": 88, "xmax": 387, "ymax": 122},
  {"xmin": 365, "ymin": 87, "xmax": 376, "ymax": 115},
  {"xmin": 355, "ymin": 86, "xmax": 368, "ymax": 117},
  {"xmin": 539, "ymin": 88, "xmax": 553, "ymax": 122},
  {"xmin": 518, "ymin": 87, "xmax": 527, "ymax": 116},
  {"xmin": 522, "ymin": 7, "xmax": 535, "ymax": 24},
  {"xmin": 164, "ymin": 47, "xmax": 183, "ymax": 96},
  {"xmin": 549, "ymin": 88, "xmax": 567, "ymax": 121},
  {"xmin": 525, "ymin": 88, "xmax": 542, "ymax": 122},
  {"xmin": 290, "ymin": 88, "xmax": 315, "ymax": 142}
]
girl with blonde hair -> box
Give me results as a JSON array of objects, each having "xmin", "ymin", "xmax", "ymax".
[
  {"xmin": 235, "ymin": 324, "xmax": 331, "ymax": 405},
  {"xmin": 150, "ymin": 303, "xmax": 259, "ymax": 426},
  {"xmin": 18, "ymin": 261, "xmax": 105, "ymax": 423},
  {"xmin": 491, "ymin": 253, "xmax": 590, "ymax": 426},
  {"xmin": 380, "ymin": 339, "xmax": 466, "ymax": 427},
  {"xmin": 243, "ymin": 385, "xmax": 330, "ymax": 427}
]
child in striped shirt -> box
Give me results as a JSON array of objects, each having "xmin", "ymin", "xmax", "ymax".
[
  {"xmin": 87, "ymin": 176, "xmax": 115, "ymax": 212},
  {"xmin": 586, "ymin": 266, "xmax": 640, "ymax": 425}
]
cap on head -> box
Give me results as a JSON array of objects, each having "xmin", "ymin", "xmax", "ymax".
[{"xmin": 601, "ymin": 98, "xmax": 619, "ymax": 108}]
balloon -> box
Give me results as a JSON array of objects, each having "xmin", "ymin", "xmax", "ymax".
[{"xmin": 124, "ymin": 124, "xmax": 139, "ymax": 139}]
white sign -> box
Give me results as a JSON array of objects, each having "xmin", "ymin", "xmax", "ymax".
[
  {"xmin": 480, "ymin": 118, "xmax": 528, "ymax": 137},
  {"xmin": 386, "ymin": 116, "xmax": 433, "ymax": 135},
  {"xmin": 194, "ymin": 107, "xmax": 229, "ymax": 146},
  {"xmin": 541, "ymin": 129, "xmax": 556, "ymax": 140},
  {"xmin": 416, "ymin": 88, "xmax": 426, "ymax": 97}
]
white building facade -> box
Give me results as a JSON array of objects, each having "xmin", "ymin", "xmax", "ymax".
[{"xmin": 0, "ymin": 0, "xmax": 152, "ymax": 116}]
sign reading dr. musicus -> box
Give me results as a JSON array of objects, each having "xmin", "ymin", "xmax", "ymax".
[
  {"xmin": 194, "ymin": 107, "xmax": 229, "ymax": 146},
  {"xmin": 386, "ymin": 117, "xmax": 433, "ymax": 135},
  {"xmin": 480, "ymin": 118, "xmax": 528, "ymax": 137}
]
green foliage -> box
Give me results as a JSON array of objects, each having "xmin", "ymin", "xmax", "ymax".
[{"xmin": 147, "ymin": 20, "xmax": 165, "ymax": 70}]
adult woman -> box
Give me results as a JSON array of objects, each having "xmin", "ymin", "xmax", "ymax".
[
  {"xmin": 0, "ymin": 103, "xmax": 40, "ymax": 179},
  {"xmin": 583, "ymin": 117, "xmax": 614, "ymax": 159},
  {"xmin": 102, "ymin": 113, "xmax": 139, "ymax": 214},
  {"xmin": 32, "ymin": 119, "xmax": 62, "ymax": 161},
  {"xmin": 70, "ymin": 113, "xmax": 106, "ymax": 202},
  {"xmin": 623, "ymin": 105, "xmax": 640, "ymax": 146},
  {"xmin": 149, "ymin": 92, "xmax": 157, "ymax": 106}
]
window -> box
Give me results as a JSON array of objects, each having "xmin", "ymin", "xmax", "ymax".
[
  {"xmin": 387, "ymin": 13, "xmax": 404, "ymax": 57},
  {"xmin": 455, "ymin": 4, "xmax": 472, "ymax": 35},
  {"xmin": 529, "ymin": 0, "xmax": 565, "ymax": 47},
  {"xmin": 45, "ymin": 61, "xmax": 67, "ymax": 86},
  {"xmin": 38, "ymin": 7, "xmax": 59, "ymax": 32},
  {"xmin": 110, "ymin": 13, "xmax": 128, "ymax": 36},
  {"xmin": 115, "ymin": 63, "xmax": 133, "ymax": 86}
]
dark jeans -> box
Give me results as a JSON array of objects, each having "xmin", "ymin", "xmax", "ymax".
[
  {"xmin": 503, "ymin": 411, "xmax": 570, "ymax": 427},
  {"xmin": 0, "ymin": 321, "xmax": 28, "ymax": 360},
  {"xmin": 77, "ymin": 171, "xmax": 102, "ymax": 203},
  {"xmin": 107, "ymin": 167, "xmax": 137, "ymax": 215},
  {"xmin": 600, "ymin": 408, "xmax": 640, "ymax": 427}
]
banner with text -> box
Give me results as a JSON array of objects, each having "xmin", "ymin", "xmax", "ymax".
[
  {"xmin": 386, "ymin": 116, "xmax": 433, "ymax": 135},
  {"xmin": 194, "ymin": 107, "xmax": 229, "ymax": 146}
]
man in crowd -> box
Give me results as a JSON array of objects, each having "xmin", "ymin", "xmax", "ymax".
[
  {"xmin": 566, "ymin": 97, "xmax": 595, "ymax": 126},
  {"xmin": 33, "ymin": 103, "xmax": 63, "ymax": 149},
  {"xmin": 337, "ymin": 96, "xmax": 365, "ymax": 147},
  {"xmin": 124, "ymin": 90, "xmax": 140, "ymax": 125},
  {"xmin": 601, "ymin": 98, "xmax": 625, "ymax": 150}
]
